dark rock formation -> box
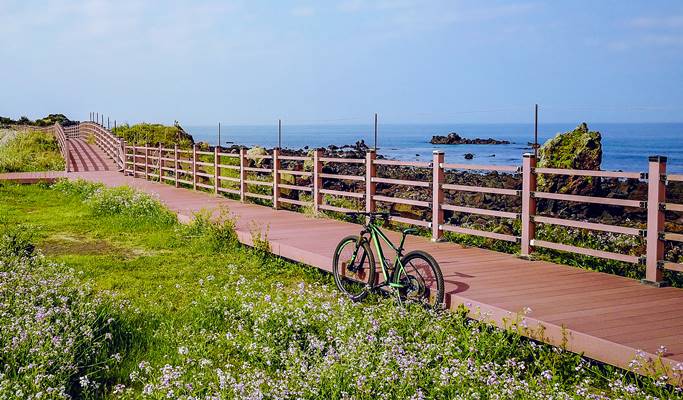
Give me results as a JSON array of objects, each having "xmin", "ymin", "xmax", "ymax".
[
  {"xmin": 430, "ymin": 132, "xmax": 510, "ymax": 145},
  {"xmin": 464, "ymin": 153, "xmax": 474, "ymax": 160}
]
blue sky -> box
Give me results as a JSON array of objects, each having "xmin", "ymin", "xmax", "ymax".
[{"xmin": 1, "ymin": 0, "xmax": 682, "ymax": 124}]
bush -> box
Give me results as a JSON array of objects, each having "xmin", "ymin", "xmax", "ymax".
[
  {"xmin": 112, "ymin": 123, "xmax": 193, "ymax": 148},
  {"xmin": 0, "ymin": 129, "xmax": 64, "ymax": 173}
]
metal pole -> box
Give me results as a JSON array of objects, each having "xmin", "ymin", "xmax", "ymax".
[
  {"xmin": 534, "ymin": 104, "xmax": 539, "ymax": 157},
  {"xmin": 278, "ymin": 119, "xmax": 282, "ymax": 149},
  {"xmin": 107, "ymin": 117, "xmax": 110, "ymax": 129},
  {"xmin": 374, "ymin": 113, "xmax": 378, "ymax": 151},
  {"xmin": 218, "ymin": 122, "xmax": 221, "ymax": 148}
]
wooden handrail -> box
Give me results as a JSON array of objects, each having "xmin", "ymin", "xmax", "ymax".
[{"xmin": 535, "ymin": 167, "xmax": 641, "ymax": 179}]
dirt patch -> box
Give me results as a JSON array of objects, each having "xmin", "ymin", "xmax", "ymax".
[{"xmin": 39, "ymin": 233, "xmax": 157, "ymax": 258}]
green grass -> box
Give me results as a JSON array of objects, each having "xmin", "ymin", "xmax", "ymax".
[
  {"xmin": 0, "ymin": 182, "xmax": 680, "ymax": 399},
  {"xmin": 0, "ymin": 129, "xmax": 64, "ymax": 172}
]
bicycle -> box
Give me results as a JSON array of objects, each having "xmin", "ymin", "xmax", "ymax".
[{"xmin": 332, "ymin": 212, "xmax": 444, "ymax": 307}]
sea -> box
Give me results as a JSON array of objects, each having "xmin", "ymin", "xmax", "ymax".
[{"xmin": 184, "ymin": 123, "xmax": 683, "ymax": 173}]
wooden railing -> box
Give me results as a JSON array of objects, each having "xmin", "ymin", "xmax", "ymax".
[
  {"xmin": 661, "ymin": 161, "xmax": 683, "ymax": 279},
  {"xmin": 53, "ymin": 123, "xmax": 69, "ymax": 172},
  {"xmin": 93, "ymin": 134, "xmax": 683, "ymax": 286},
  {"xmin": 79, "ymin": 121, "xmax": 124, "ymax": 169}
]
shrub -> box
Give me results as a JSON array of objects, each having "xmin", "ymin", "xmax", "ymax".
[{"xmin": 0, "ymin": 129, "xmax": 64, "ymax": 173}]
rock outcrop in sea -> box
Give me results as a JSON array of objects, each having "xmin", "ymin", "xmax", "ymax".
[
  {"xmin": 537, "ymin": 122, "xmax": 602, "ymax": 195},
  {"xmin": 430, "ymin": 132, "xmax": 510, "ymax": 145}
]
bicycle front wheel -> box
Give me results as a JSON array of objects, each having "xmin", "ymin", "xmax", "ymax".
[
  {"xmin": 333, "ymin": 235, "xmax": 376, "ymax": 301},
  {"xmin": 398, "ymin": 250, "xmax": 444, "ymax": 308}
]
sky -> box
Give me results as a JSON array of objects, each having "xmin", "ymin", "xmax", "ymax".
[{"xmin": 1, "ymin": 0, "xmax": 683, "ymax": 125}]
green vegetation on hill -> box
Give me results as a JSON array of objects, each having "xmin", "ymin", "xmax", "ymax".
[
  {"xmin": 0, "ymin": 128, "xmax": 64, "ymax": 172},
  {"xmin": 112, "ymin": 122, "xmax": 194, "ymax": 147},
  {"xmin": 0, "ymin": 113, "xmax": 76, "ymax": 127},
  {"xmin": 0, "ymin": 181, "xmax": 677, "ymax": 399}
]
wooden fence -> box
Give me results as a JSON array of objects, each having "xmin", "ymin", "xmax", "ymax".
[{"xmin": 74, "ymin": 121, "xmax": 682, "ymax": 286}]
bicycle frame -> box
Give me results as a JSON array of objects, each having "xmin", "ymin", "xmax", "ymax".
[{"xmin": 360, "ymin": 222, "xmax": 408, "ymax": 289}]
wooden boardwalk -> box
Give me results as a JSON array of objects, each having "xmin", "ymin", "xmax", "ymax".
[{"xmin": 2, "ymin": 139, "xmax": 683, "ymax": 383}]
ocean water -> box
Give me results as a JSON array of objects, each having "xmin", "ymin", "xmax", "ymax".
[{"xmin": 185, "ymin": 123, "xmax": 683, "ymax": 173}]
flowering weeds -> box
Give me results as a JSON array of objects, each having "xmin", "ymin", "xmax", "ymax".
[
  {"xmin": 0, "ymin": 226, "xmax": 121, "ymax": 399},
  {"xmin": 53, "ymin": 179, "xmax": 176, "ymax": 225},
  {"xmin": 1, "ymin": 183, "xmax": 681, "ymax": 399}
]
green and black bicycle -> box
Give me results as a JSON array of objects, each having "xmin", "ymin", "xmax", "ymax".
[{"xmin": 332, "ymin": 212, "xmax": 445, "ymax": 307}]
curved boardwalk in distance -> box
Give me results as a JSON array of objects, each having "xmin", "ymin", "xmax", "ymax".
[
  {"xmin": 67, "ymin": 138, "xmax": 117, "ymax": 172},
  {"xmin": 2, "ymin": 139, "xmax": 683, "ymax": 385}
]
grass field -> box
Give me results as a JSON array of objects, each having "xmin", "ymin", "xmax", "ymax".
[{"xmin": 0, "ymin": 181, "xmax": 679, "ymax": 399}]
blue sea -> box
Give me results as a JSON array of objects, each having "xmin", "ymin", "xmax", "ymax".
[{"xmin": 185, "ymin": 123, "xmax": 683, "ymax": 173}]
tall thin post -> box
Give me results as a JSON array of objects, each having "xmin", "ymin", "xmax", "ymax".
[
  {"xmin": 174, "ymin": 145, "xmax": 179, "ymax": 188},
  {"xmin": 218, "ymin": 122, "xmax": 221, "ymax": 148},
  {"xmin": 313, "ymin": 148, "xmax": 323, "ymax": 213},
  {"xmin": 192, "ymin": 144, "xmax": 197, "ymax": 190},
  {"xmin": 432, "ymin": 151, "xmax": 445, "ymax": 241},
  {"xmin": 273, "ymin": 148, "xmax": 281, "ymax": 209},
  {"xmin": 374, "ymin": 113, "xmax": 378, "ymax": 151},
  {"xmin": 214, "ymin": 146, "xmax": 219, "ymax": 195},
  {"xmin": 278, "ymin": 119, "xmax": 282, "ymax": 149},
  {"xmin": 521, "ymin": 153, "xmax": 537, "ymax": 257},
  {"xmin": 239, "ymin": 148, "xmax": 247, "ymax": 201},
  {"xmin": 107, "ymin": 117, "xmax": 110, "ymax": 130},
  {"xmin": 643, "ymin": 156, "xmax": 667, "ymax": 286},
  {"xmin": 366, "ymin": 150, "xmax": 377, "ymax": 213},
  {"xmin": 534, "ymin": 104, "xmax": 539, "ymax": 157},
  {"xmin": 96, "ymin": 112, "xmax": 99, "ymax": 125}
]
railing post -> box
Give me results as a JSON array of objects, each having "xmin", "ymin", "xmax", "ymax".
[
  {"xmin": 132, "ymin": 145, "xmax": 137, "ymax": 178},
  {"xmin": 158, "ymin": 143, "xmax": 163, "ymax": 182},
  {"xmin": 121, "ymin": 140, "xmax": 127, "ymax": 174},
  {"xmin": 174, "ymin": 145, "xmax": 179, "ymax": 188},
  {"xmin": 643, "ymin": 155, "xmax": 668, "ymax": 286},
  {"xmin": 192, "ymin": 144, "xmax": 197, "ymax": 190},
  {"xmin": 239, "ymin": 148, "xmax": 247, "ymax": 201},
  {"xmin": 214, "ymin": 146, "xmax": 220, "ymax": 195},
  {"xmin": 432, "ymin": 151, "xmax": 445, "ymax": 241},
  {"xmin": 273, "ymin": 148, "xmax": 281, "ymax": 209},
  {"xmin": 366, "ymin": 150, "xmax": 376, "ymax": 213},
  {"xmin": 64, "ymin": 136, "xmax": 70, "ymax": 173},
  {"xmin": 144, "ymin": 143, "xmax": 149, "ymax": 180},
  {"xmin": 313, "ymin": 148, "xmax": 323, "ymax": 213},
  {"xmin": 521, "ymin": 153, "xmax": 537, "ymax": 258}
]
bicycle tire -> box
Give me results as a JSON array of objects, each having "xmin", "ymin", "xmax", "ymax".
[
  {"xmin": 332, "ymin": 235, "xmax": 376, "ymax": 301},
  {"xmin": 398, "ymin": 250, "xmax": 445, "ymax": 308}
]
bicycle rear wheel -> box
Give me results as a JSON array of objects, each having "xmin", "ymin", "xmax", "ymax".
[
  {"xmin": 333, "ymin": 235, "xmax": 376, "ymax": 301},
  {"xmin": 398, "ymin": 250, "xmax": 444, "ymax": 308}
]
